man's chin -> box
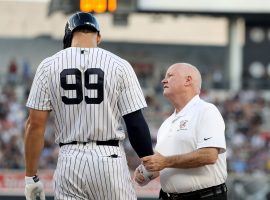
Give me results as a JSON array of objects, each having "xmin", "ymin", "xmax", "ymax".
[{"xmin": 163, "ymin": 91, "xmax": 169, "ymax": 98}]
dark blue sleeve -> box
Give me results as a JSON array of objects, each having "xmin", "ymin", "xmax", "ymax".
[{"xmin": 123, "ymin": 110, "xmax": 154, "ymax": 158}]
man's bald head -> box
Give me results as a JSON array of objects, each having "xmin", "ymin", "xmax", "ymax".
[{"xmin": 169, "ymin": 63, "xmax": 202, "ymax": 94}]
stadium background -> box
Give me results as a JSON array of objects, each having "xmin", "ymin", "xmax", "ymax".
[{"xmin": 1, "ymin": 0, "xmax": 270, "ymax": 199}]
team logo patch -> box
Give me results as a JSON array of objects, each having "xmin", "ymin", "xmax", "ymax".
[{"xmin": 179, "ymin": 120, "xmax": 188, "ymax": 130}]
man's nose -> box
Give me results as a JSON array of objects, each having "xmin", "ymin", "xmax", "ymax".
[{"xmin": 161, "ymin": 78, "xmax": 167, "ymax": 84}]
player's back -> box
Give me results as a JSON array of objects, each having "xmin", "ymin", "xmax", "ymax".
[{"xmin": 28, "ymin": 47, "xmax": 146, "ymax": 144}]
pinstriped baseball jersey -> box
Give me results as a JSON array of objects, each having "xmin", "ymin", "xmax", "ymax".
[{"xmin": 26, "ymin": 47, "xmax": 147, "ymax": 143}]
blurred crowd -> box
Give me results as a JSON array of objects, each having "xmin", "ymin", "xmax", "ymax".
[
  {"xmin": 1, "ymin": 59, "xmax": 270, "ymax": 175},
  {"xmin": 0, "ymin": 59, "xmax": 58, "ymax": 169}
]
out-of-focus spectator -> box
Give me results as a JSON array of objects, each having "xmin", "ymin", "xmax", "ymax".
[
  {"xmin": 212, "ymin": 67, "xmax": 224, "ymax": 89},
  {"xmin": 21, "ymin": 59, "xmax": 32, "ymax": 84},
  {"xmin": 7, "ymin": 59, "xmax": 18, "ymax": 85}
]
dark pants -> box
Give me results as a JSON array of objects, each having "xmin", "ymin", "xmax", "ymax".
[{"xmin": 159, "ymin": 183, "xmax": 227, "ymax": 200}]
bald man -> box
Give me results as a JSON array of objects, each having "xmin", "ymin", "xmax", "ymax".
[{"xmin": 134, "ymin": 63, "xmax": 227, "ymax": 200}]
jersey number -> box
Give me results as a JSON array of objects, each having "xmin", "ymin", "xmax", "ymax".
[{"xmin": 60, "ymin": 68, "xmax": 104, "ymax": 104}]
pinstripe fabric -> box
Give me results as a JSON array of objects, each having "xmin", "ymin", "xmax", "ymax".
[
  {"xmin": 27, "ymin": 47, "xmax": 146, "ymax": 200},
  {"xmin": 54, "ymin": 143, "xmax": 136, "ymax": 200}
]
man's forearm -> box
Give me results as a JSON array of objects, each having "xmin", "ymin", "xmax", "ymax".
[
  {"xmin": 24, "ymin": 121, "xmax": 45, "ymax": 176},
  {"xmin": 166, "ymin": 148, "xmax": 218, "ymax": 169}
]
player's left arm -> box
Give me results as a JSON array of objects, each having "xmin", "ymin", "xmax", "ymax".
[
  {"xmin": 118, "ymin": 61, "xmax": 154, "ymax": 157},
  {"xmin": 123, "ymin": 109, "xmax": 154, "ymax": 158},
  {"xmin": 24, "ymin": 109, "xmax": 50, "ymax": 176}
]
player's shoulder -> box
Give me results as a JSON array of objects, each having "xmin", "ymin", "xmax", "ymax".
[
  {"xmin": 37, "ymin": 56, "xmax": 54, "ymax": 72},
  {"xmin": 51, "ymin": 48, "xmax": 70, "ymax": 59},
  {"xmin": 37, "ymin": 49, "xmax": 64, "ymax": 70},
  {"xmin": 97, "ymin": 47, "xmax": 131, "ymax": 68},
  {"xmin": 96, "ymin": 47, "xmax": 124, "ymax": 60}
]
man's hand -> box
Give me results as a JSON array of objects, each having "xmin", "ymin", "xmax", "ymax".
[
  {"xmin": 134, "ymin": 164, "xmax": 159, "ymax": 186},
  {"xmin": 25, "ymin": 176, "xmax": 45, "ymax": 200},
  {"xmin": 142, "ymin": 152, "xmax": 167, "ymax": 171}
]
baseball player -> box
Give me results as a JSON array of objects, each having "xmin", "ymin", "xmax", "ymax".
[
  {"xmin": 134, "ymin": 63, "xmax": 227, "ymax": 200},
  {"xmin": 24, "ymin": 12, "xmax": 153, "ymax": 200}
]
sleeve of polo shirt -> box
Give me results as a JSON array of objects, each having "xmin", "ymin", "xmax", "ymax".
[
  {"xmin": 26, "ymin": 59, "xmax": 52, "ymax": 111},
  {"xmin": 196, "ymin": 105, "xmax": 226, "ymax": 153},
  {"xmin": 117, "ymin": 61, "xmax": 147, "ymax": 116}
]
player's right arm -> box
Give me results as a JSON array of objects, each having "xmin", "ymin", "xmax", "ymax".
[
  {"xmin": 24, "ymin": 109, "xmax": 50, "ymax": 177},
  {"xmin": 25, "ymin": 59, "xmax": 52, "ymax": 175},
  {"xmin": 24, "ymin": 109, "xmax": 49, "ymax": 200},
  {"xmin": 24, "ymin": 58, "xmax": 52, "ymax": 200}
]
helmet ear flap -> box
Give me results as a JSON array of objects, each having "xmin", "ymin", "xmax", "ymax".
[
  {"xmin": 63, "ymin": 23, "xmax": 72, "ymax": 49},
  {"xmin": 63, "ymin": 31, "xmax": 72, "ymax": 49}
]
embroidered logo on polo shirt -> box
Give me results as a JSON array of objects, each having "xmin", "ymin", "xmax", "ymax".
[
  {"xmin": 179, "ymin": 120, "xmax": 188, "ymax": 130},
  {"xmin": 204, "ymin": 137, "xmax": 212, "ymax": 141}
]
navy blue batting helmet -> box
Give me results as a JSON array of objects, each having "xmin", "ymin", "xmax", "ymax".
[{"xmin": 63, "ymin": 12, "xmax": 100, "ymax": 49}]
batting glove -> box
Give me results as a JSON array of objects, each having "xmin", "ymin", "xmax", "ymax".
[
  {"xmin": 134, "ymin": 164, "xmax": 158, "ymax": 186},
  {"xmin": 25, "ymin": 175, "xmax": 46, "ymax": 200}
]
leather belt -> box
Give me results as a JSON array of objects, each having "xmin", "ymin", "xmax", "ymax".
[
  {"xmin": 160, "ymin": 183, "xmax": 227, "ymax": 200},
  {"xmin": 59, "ymin": 140, "xmax": 119, "ymax": 147}
]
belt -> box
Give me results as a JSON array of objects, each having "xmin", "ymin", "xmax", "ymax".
[
  {"xmin": 59, "ymin": 140, "xmax": 119, "ymax": 147},
  {"xmin": 160, "ymin": 183, "xmax": 227, "ymax": 200}
]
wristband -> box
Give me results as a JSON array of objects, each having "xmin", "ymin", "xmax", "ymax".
[
  {"xmin": 25, "ymin": 175, "xmax": 39, "ymax": 184},
  {"xmin": 139, "ymin": 165, "xmax": 153, "ymax": 180}
]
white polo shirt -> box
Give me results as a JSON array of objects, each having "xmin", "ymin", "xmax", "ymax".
[{"xmin": 155, "ymin": 95, "xmax": 227, "ymax": 193}]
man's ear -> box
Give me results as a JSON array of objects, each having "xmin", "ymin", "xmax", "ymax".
[
  {"xmin": 97, "ymin": 34, "xmax": 101, "ymax": 45},
  {"xmin": 184, "ymin": 75, "xmax": 192, "ymax": 86}
]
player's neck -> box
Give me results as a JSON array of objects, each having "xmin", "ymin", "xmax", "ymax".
[
  {"xmin": 71, "ymin": 33, "xmax": 98, "ymax": 48},
  {"xmin": 71, "ymin": 42, "xmax": 97, "ymax": 48}
]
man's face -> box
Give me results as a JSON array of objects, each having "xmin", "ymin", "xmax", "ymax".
[{"xmin": 161, "ymin": 66, "xmax": 186, "ymax": 98}]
